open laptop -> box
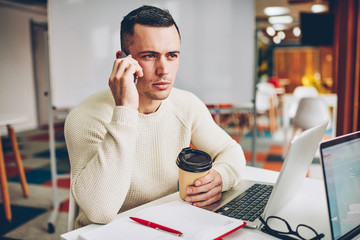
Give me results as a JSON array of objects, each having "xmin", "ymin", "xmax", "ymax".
[
  {"xmin": 320, "ymin": 131, "xmax": 360, "ymax": 240},
  {"xmin": 205, "ymin": 119, "xmax": 329, "ymax": 228}
]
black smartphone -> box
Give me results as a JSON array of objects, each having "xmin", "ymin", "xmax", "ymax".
[{"xmin": 120, "ymin": 51, "xmax": 127, "ymax": 59}]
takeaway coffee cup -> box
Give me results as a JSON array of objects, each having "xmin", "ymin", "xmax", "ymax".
[{"xmin": 176, "ymin": 147, "xmax": 212, "ymax": 200}]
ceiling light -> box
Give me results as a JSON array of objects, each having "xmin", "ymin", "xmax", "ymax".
[
  {"xmin": 264, "ymin": 6, "xmax": 290, "ymax": 16},
  {"xmin": 311, "ymin": 4, "xmax": 328, "ymax": 13},
  {"xmin": 293, "ymin": 26, "xmax": 301, "ymax": 37},
  {"xmin": 272, "ymin": 24, "xmax": 286, "ymax": 31},
  {"xmin": 278, "ymin": 31, "xmax": 286, "ymax": 40},
  {"xmin": 273, "ymin": 36, "xmax": 281, "ymax": 44},
  {"xmin": 266, "ymin": 26, "xmax": 276, "ymax": 36},
  {"xmin": 268, "ymin": 16, "xmax": 293, "ymax": 24}
]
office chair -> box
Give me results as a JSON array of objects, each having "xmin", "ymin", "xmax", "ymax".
[
  {"xmin": 288, "ymin": 86, "xmax": 319, "ymax": 119},
  {"xmin": 67, "ymin": 183, "xmax": 79, "ymax": 231},
  {"xmin": 291, "ymin": 97, "xmax": 331, "ymax": 141},
  {"xmin": 293, "ymin": 86, "xmax": 319, "ymax": 98}
]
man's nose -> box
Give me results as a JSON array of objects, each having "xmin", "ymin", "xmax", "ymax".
[{"xmin": 155, "ymin": 56, "xmax": 169, "ymax": 76}]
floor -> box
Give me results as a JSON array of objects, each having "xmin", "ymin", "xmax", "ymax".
[
  {"xmin": 1, "ymin": 124, "xmax": 69, "ymax": 240},
  {"xmin": 0, "ymin": 120, "xmax": 325, "ymax": 240}
]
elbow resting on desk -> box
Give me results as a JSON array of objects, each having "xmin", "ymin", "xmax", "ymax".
[
  {"xmin": 71, "ymin": 188, "xmax": 123, "ymax": 226},
  {"xmin": 86, "ymin": 209, "xmax": 116, "ymax": 225}
]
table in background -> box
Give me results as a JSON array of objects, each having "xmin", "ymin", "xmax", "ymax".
[
  {"xmin": 61, "ymin": 166, "xmax": 332, "ymax": 240},
  {"xmin": 207, "ymin": 103, "xmax": 253, "ymax": 125}
]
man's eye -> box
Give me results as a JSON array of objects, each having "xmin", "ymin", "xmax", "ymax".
[
  {"xmin": 168, "ymin": 53, "xmax": 178, "ymax": 59},
  {"xmin": 144, "ymin": 54, "xmax": 155, "ymax": 58}
]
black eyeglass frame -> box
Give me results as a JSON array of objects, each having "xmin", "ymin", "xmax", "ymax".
[{"xmin": 258, "ymin": 215, "xmax": 325, "ymax": 240}]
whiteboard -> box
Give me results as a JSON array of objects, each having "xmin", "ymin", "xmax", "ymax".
[{"xmin": 48, "ymin": 0, "xmax": 254, "ymax": 108}]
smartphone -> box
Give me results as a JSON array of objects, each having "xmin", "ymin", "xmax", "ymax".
[
  {"xmin": 120, "ymin": 51, "xmax": 127, "ymax": 59},
  {"xmin": 120, "ymin": 51, "xmax": 139, "ymax": 85}
]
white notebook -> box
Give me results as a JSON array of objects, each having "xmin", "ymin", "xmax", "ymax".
[{"xmin": 79, "ymin": 200, "xmax": 245, "ymax": 240}]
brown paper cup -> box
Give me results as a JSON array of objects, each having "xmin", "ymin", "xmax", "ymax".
[
  {"xmin": 178, "ymin": 168, "xmax": 210, "ymax": 200},
  {"xmin": 176, "ymin": 147, "xmax": 212, "ymax": 200}
]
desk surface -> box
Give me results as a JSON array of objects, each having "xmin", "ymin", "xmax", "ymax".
[{"xmin": 61, "ymin": 166, "xmax": 332, "ymax": 240}]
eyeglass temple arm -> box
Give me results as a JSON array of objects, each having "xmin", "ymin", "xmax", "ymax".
[
  {"xmin": 311, "ymin": 233, "xmax": 325, "ymax": 240},
  {"xmin": 257, "ymin": 215, "xmax": 269, "ymax": 227},
  {"xmin": 257, "ymin": 216, "xmax": 300, "ymax": 240}
]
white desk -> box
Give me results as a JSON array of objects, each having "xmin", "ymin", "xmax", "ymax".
[
  {"xmin": 61, "ymin": 166, "xmax": 332, "ymax": 240},
  {"xmin": 0, "ymin": 114, "xmax": 27, "ymax": 128},
  {"xmin": 282, "ymin": 94, "xmax": 338, "ymax": 156}
]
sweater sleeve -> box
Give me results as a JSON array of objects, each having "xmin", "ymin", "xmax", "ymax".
[
  {"xmin": 65, "ymin": 104, "xmax": 138, "ymax": 224},
  {"xmin": 187, "ymin": 96, "xmax": 246, "ymax": 191}
]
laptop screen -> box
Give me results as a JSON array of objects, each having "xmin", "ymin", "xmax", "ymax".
[{"xmin": 320, "ymin": 131, "xmax": 360, "ymax": 240}]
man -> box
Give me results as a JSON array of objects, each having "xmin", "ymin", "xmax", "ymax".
[{"xmin": 65, "ymin": 5, "xmax": 246, "ymax": 229}]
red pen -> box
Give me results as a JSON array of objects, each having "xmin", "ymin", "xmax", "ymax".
[{"xmin": 129, "ymin": 217, "xmax": 182, "ymax": 237}]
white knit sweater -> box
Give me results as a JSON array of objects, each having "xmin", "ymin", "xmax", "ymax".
[{"xmin": 64, "ymin": 88, "xmax": 246, "ymax": 228}]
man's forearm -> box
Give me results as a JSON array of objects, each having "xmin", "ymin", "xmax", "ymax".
[{"xmin": 66, "ymin": 107, "xmax": 139, "ymax": 224}]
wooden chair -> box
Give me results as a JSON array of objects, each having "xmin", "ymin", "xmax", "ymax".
[
  {"xmin": 0, "ymin": 116, "xmax": 29, "ymax": 222},
  {"xmin": 255, "ymin": 82, "xmax": 279, "ymax": 135}
]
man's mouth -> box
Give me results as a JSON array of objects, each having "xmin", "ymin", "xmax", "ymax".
[{"xmin": 153, "ymin": 81, "xmax": 171, "ymax": 90}]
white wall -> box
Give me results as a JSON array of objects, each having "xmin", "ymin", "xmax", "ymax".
[
  {"xmin": 48, "ymin": 0, "xmax": 255, "ymax": 108},
  {"xmin": 174, "ymin": 0, "xmax": 255, "ymax": 103},
  {"xmin": 0, "ymin": 1, "xmax": 47, "ymax": 134}
]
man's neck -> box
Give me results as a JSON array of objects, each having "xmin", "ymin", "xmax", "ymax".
[{"xmin": 138, "ymin": 100, "xmax": 162, "ymax": 114}]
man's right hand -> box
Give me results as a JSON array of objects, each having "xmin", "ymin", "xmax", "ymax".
[{"xmin": 108, "ymin": 51, "xmax": 143, "ymax": 109}]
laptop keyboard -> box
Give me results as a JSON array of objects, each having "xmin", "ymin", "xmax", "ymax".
[{"xmin": 216, "ymin": 183, "xmax": 273, "ymax": 222}]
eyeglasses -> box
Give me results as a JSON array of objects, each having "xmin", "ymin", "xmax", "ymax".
[{"xmin": 258, "ymin": 215, "xmax": 325, "ymax": 240}]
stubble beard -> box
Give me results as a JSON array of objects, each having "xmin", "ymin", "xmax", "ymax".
[{"xmin": 145, "ymin": 88, "xmax": 172, "ymax": 101}]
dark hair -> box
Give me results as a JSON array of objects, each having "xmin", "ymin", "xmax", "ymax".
[{"xmin": 120, "ymin": 5, "xmax": 180, "ymax": 54}]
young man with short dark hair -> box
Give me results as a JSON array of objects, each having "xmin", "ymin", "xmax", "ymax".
[{"xmin": 65, "ymin": 5, "xmax": 246, "ymax": 228}]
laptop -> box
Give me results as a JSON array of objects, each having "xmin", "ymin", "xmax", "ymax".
[
  {"xmin": 205, "ymin": 119, "xmax": 329, "ymax": 228},
  {"xmin": 320, "ymin": 131, "xmax": 360, "ymax": 240}
]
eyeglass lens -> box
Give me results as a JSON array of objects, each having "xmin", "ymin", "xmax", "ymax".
[
  {"xmin": 296, "ymin": 224, "xmax": 319, "ymax": 239},
  {"xmin": 267, "ymin": 216, "xmax": 292, "ymax": 233}
]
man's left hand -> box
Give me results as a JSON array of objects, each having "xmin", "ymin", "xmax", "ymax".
[{"xmin": 184, "ymin": 169, "xmax": 222, "ymax": 207}]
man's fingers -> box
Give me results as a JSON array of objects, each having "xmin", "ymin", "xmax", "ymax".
[
  {"xmin": 109, "ymin": 59, "xmax": 122, "ymax": 81},
  {"xmin": 185, "ymin": 185, "xmax": 222, "ymax": 206},
  {"xmin": 188, "ymin": 170, "xmax": 222, "ymax": 195},
  {"xmin": 135, "ymin": 68, "xmax": 144, "ymax": 78},
  {"xmin": 183, "ymin": 169, "xmax": 223, "ymax": 207},
  {"xmin": 192, "ymin": 194, "xmax": 222, "ymax": 207},
  {"xmin": 110, "ymin": 57, "xmax": 142, "ymax": 81},
  {"xmin": 187, "ymin": 181, "xmax": 214, "ymax": 194},
  {"xmin": 108, "ymin": 55, "xmax": 142, "ymax": 108},
  {"xmin": 194, "ymin": 169, "xmax": 220, "ymax": 187},
  {"xmin": 116, "ymin": 64, "xmax": 135, "ymax": 82}
]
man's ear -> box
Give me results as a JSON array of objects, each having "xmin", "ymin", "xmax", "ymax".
[{"xmin": 116, "ymin": 51, "xmax": 122, "ymax": 59}]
